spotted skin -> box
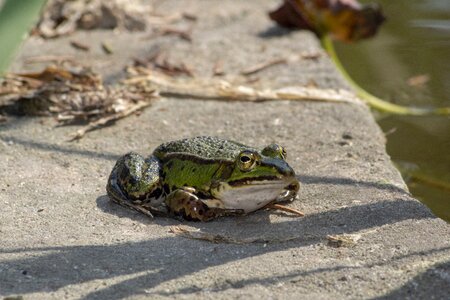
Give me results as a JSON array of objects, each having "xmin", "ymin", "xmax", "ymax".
[{"xmin": 106, "ymin": 136, "xmax": 300, "ymax": 221}]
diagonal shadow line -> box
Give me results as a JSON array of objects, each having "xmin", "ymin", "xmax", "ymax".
[
  {"xmin": 151, "ymin": 246, "xmax": 450, "ymax": 297},
  {"xmin": 258, "ymin": 25, "xmax": 294, "ymax": 38},
  {"xmin": 371, "ymin": 260, "xmax": 450, "ymax": 300},
  {"xmin": 96, "ymin": 196, "xmax": 431, "ymax": 241},
  {"xmin": 0, "ymin": 198, "xmax": 434, "ymax": 299},
  {"xmin": 0, "ymin": 135, "xmax": 120, "ymax": 161},
  {"xmin": 80, "ymin": 196, "xmax": 437, "ymax": 299},
  {"xmin": 298, "ymin": 174, "xmax": 410, "ymax": 195}
]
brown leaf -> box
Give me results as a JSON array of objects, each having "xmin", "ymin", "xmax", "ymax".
[
  {"xmin": 326, "ymin": 234, "xmax": 359, "ymax": 247},
  {"xmin": 269, "ymin": 0, "xmax": 385, "ymax": 42},
  {"xmin": 133, "ymin": 51, "xmax": 195, "ymax": 77},
  {"xmin": 407, "ymin": 74, "xmax": 430, "ymax": 88},
  {"xmin": 70, "ymin": 40, "xmax": 90, "ymax": 52},
  {"xmin": 13, "ymin": 66, "xmax": 102, "ymax": 88}
]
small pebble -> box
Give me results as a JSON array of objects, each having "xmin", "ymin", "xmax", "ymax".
[{"xmin": 342, "ymin": 132, "xmax": 353, "ymax": 140}]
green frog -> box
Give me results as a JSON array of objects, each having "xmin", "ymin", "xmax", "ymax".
[{"xmin": 107, "ymin": 136, "xmax": 300, "ymax": 221}]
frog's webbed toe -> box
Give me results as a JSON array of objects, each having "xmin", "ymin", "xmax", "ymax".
[{"xmin": 274, "ymin": 180, "xmax": 300, "ymax": 203}]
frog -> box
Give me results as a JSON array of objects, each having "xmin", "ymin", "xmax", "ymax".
[{"xmin": 106, "ymin": 136, "xmax": 300, "ymax": 221}]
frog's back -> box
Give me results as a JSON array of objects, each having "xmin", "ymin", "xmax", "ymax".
[{"xmin": 153, "ymin": 136, "xmax": 253, "ymax": 160}]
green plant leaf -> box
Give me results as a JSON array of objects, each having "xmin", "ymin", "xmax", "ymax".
[{"xmin": 0, "ymin": 0, "xmax": 47, "ymax": 74}]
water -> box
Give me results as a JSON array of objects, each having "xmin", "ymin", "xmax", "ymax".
[{"xmin": 335, "ymin": 0, "xmax": 450, "ymax": 221}]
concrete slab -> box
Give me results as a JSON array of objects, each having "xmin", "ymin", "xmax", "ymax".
[{"xmin": 1, "ymin": 1, "xmax": 449, "ymax": 299}]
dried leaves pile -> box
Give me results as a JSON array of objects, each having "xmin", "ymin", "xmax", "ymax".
[{"xmin": 0, "ymin": 66, "xmax": 157, "ymax": 140}]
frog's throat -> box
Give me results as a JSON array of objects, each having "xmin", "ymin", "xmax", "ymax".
[{"xmin": 213, "ymin": 178, "xmax": 299, "ymax": 213}]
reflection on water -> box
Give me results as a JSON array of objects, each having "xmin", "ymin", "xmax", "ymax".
[{"xmin": 335, "ymin": 0, "xmax": 450, "ymax": 221}]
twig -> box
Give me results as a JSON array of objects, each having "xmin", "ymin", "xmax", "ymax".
[
  {"xmin": 169, "ymin": 226, "xmax": 313, "ymax": 244},
  {"xmin": 266, "ymin": 203, "xmax": 304, "ymax": 216},
  {"xmin": 70, "ymin": 40, "xmax": 90, "ymax": 52},
  {"xmin": 159, "ymin": 27, "xmax": 192, "ymax": 42},
  {"xmin": 24, "ymin": 55, "xmax": 75, "ymax": 64},
  {"xmin": 124, "ymin": 72, "xmax": 362, "ymax": 104},
  {"xmin": 240, "ymin": 58, "xmax": 287, "ymax": 76},
  {"xmin": 182, "ymin": 12, "xmax": 198, "ymax": 21},
  {"xmin": 68, "ymin": 100, "xmax": 152, "ymax": 141}
]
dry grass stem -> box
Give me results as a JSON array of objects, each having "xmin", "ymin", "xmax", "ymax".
[
  {"xmin": 125, "ymin": 70, "xmax": 361, "ymax": 104},
  {"xmin": 240, "ymin": 58, "xmax": 287, "ymax": 76},
  {"xmin": 267, "ymin": 203, "xmax": 305, "ymax": 216}
]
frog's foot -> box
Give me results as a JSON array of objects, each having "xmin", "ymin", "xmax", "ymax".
[
  {"xmin": 165, "ymin": 188, "xmax": 244, "ymax": 221},
  {"xmin": 107, "ymin": 152, "xmax": 165, "ymax": 218},
  {"xmin": 275, "ymin": 180, "xmax": 300, "ymax": 203},
  {"xmin": 266, "ymin": 180, "xmax": 303, "ymax": 216}
]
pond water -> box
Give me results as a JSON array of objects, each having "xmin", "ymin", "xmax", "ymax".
[{"xmin": 335, "ymin": 0, "xmax": 450, "ymax": 221}]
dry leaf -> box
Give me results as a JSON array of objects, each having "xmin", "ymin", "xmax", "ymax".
[
  {"xmin": 269, "ymin": 0, "xmax": 385, "ymax": 42},
  {"xmin": 70, "ymin": 40, "xmax": 90, "ymax": 51},
  {"xmin": 156, "ymin": 26, "xmax": 193, "ymax": 42},
  {"xmin": 407, "ymin": 74, "xmax": 430, "ymax": 88},
  {"xmin": 133, "ymin": 51, "xmax": 195, "ymax": 77},
  {"xmin": 326, "ymin": 234, "xmax": 360, "ymax": 247}
]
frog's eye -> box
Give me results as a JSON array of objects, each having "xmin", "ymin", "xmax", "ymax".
[
  {"xmin": 237, "ymin": 151, "xmax": 257, "ymax": 171},
  {"xmin": 262, "ymin": 144, "xmax": 287, "ymax": 160}
]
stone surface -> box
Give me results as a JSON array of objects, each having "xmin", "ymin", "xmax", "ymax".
[{"xmin": 1, "ymin": 1, "xmax": 449, "ymax": 299}]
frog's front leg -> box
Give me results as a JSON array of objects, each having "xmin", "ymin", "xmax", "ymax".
[
  {"xmin": 107, "ymin": 152, "xmax": 166, "ymax": 217},
  {"xmin": 165, "ymin": 188, "xmax": 244, "ymax": 221}
]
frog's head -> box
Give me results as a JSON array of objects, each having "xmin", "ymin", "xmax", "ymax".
[{"xmin": 213, "ymin": 144, "xmax": 300, "ymax": 213}]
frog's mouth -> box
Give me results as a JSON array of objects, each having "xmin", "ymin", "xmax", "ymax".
[{"xmin": 216, "ymin": 178, "xmax": 299, "ymax": 213}]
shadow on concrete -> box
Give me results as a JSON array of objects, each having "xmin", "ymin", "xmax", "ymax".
[
  {"xmin": 372, "ymin": 260, "xmax": 450, "ymax": 300},
  {"xmin": 152, "ymin": 247, "xmax": 450, "ymax": 297},
  {"xmin": 0, "ymin": 135, "xmax": 120, "ymax": 161},
  {"xmin": 0, "ymin": 116, "xmax": 35, "ymax": 132},
  {"xmin": 0, "ymin": 197, "xmax": 434, "ymax": 299},
  {"xmin": 96, "ymin": 195, "xmax": 431, "ymax": 238},
  {"xmin": 299, "ymin": 174, "xmax": 410, "ymax": 195},
  {"xmin": 258, "ymin": 25, "xmax": 293, "ymax": 38}
]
